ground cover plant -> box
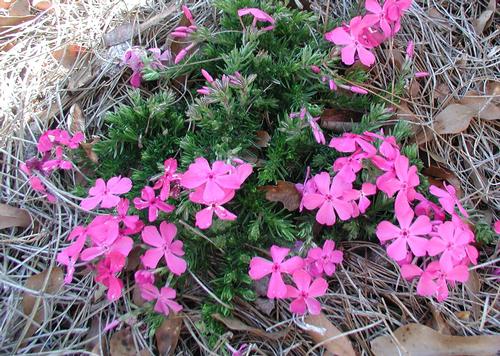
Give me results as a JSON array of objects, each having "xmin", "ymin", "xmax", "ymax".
[{"xmin": 3, "ymin": 0, "xmax": 499, "ymax": 355}]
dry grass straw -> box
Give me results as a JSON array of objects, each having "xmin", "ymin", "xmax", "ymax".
[{"xmin": 0, "ymin": 0, "xmax": 498, "ymax": 354}]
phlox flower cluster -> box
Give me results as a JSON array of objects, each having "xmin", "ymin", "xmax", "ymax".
[
  {"xmin": 290, "ymin": 107, "xmax": 325, "ymax": 145},
  {"xmin": 20, "ymin": 129, "xmax": 84, "ymax": 202},
  {"xmin": 56, "ymin": 156, "xmax": 253, "ymax": 317},
  {"xmin": 197, "ymin": 69, "xmax": 247, "ymax": 97},
  {"xmin": 249, "ymin": 241, "xmax": 343, "ymax": 315},
  {"xmin": 171, "ymin": 6, "xmax": 199, "ymax": 64},
  {"xmin": 123, "ymin": 47, "xmax": 172, "ymax": 88},
  {"xmin": 325, "ymin": 0, "xmax": 412, "ymax": 66},
  {"xmin": 294, "ymin": 129, "xmax": 478, "ymax": 302},
  {"xmin": 237, "ymin": 7, "xmax": 275, "ymax": 32}
]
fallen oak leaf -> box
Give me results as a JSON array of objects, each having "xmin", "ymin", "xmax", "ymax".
[
  {"xmin": 255, "ymin": 130, "xmax": 271, "ymax": 148},
  {"xmin": 459, "ymin": 90, "xmax": 500, "ymax": 121},
  {"xmin": 259, "ymin": 181, "xmax": 301, "ymax": 211},
  {"xmin": 110, "ymin": 327, "xmax": 136, "ymax": 356},
  {"xmin": 32, "ymin": 0, "xmax": 51, "ymax": 11},
  {"xmin": 304, "ymin": 312, "xmax": 356, "ymax": 356},
  {"xmin": 0, "ymin": 203, "xmax": 31, "ymax": 229},
  {"xmin": 67, "ymin": 103, "xmax": 85, "ymax": 134},
  {"xmin": 371, "ymin": 323, "xmax": 500, "ymax": 356},
  {"xmin": 422, "ymin": 165, "xmax": 463, "ymax": 197},
  {"xmin": 8, "ymin": 0, "xmax": 30, "ymax": 16},
  {"xmin": 155, "ymin": 314, "xmax": 183, "ymax": 355},
  {"xmin": 51, "ymin": 44, "xmax": 88, "ymax": 70},
  {"xmin": 433, "ymin": 103, "xmax": 474, "ymax": 134},
  {"xmin": 465, "ymin": 270, "xmax": 482, "ymax": 320},
  {"xmin": 212, "ymin": 313, "xmax": 289, "ymax": 340},
  {"xmin": 80, "ymin": 139, "xmax": 100, "ymax": 164},
  {"xmin": 22, "ymin": 267, "xmax": 64, "ymax": 342}
]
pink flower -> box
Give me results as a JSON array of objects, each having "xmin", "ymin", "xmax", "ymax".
[
  {"xmin": 80, "ymin": 230, "xmax": 133, "ymax": 262},
  {"xmin": 333, "ymin": 151, "xmax": 368, "ymax": 182},
  {"xmin": 286, "ymin": 269, "xmax": 328, "ymax": 315},
  {"xmin": 416, "ymin": 261, "xmax": 469, "ymax": 301},
  {"xmin": 376, "ymin": 154, "xmax": 419, "ymax": 205},
  {"xmin": 135, "ymin": 270, "xmax": 155, "ymax": 285},
  {"xmin": 227, "ymin": 343, "xmax": 248, "ymax": 356},
  {"xmin": 182, "ymin": 5, "xmax": 195, "ymax": 25},
  {"xmin": 190, "ymin": 189, "xmax": 237, "ymax": 229},
  {"xmin": 415, "ymin": 71, "xmax": 429, "ymax": 78},
  {"xmin": 290, "ymin": 108, "xmax": 326, "ymax": 145},
  {"xmin": 123, "ymin": 49, "xmax": 144, "ymax": 88},
  {"xmin": 181, "ymin": 158, "xmax": 242, "ymax": 202},
  {"xmin": 414, "ymin": 193, "xmax": 445, "ymax": 221},
  {"xmin": 238, "ymin": 8, "xmax": 275, "ymax": 31},
  {"xmin": 306, "ymin": 240, "xmax": 343, "ymax": 277},
  {"xmin": 406, "ymin": 40, "xmax": 414, "ymax": 58},
  {"xmin": 140, "ymin": 283, "xmax": 183, "ymax": 316},
  {"xmin": 174, "ymin": 43, "xmax": 195, "ymax": 64},
  {"xmin": 354, "ymin": 182, "xmax": 377, "ymax": 213},
  {"xmin": 57, "ymin": 233, "xmax": 86, "ymax": 283},
  {"xmin": 141, "ymin": 222, "xmax": 187, "ymax": 275},
  {"xmin": 95, "ymin": 252, "xmax": 126, "ymax": 301},
  {"xmin": 80, "ymin": 176, "xmax": 132, "ymax": 211},
  {"xmin": 429, "ymin": 183, "xmax": 468, "ymax": 217},
  {"xmin": 376, "ymin": 204, "xmax": 431, "ymax": 261},
  {"xmin": 248, "ymin": 245, "xmax": 303, "ymax": 299},
  {"xmin": 495, "ymin": 220, "xmax": 500, "ymax": 234},
  {"xmin": 115, "ymin": 198, "xmax": 140, "ymax": 230},
  {"xmin": 153, "ymin": 158, "xmax": 180, "ymax": 201},
  {"xmin": 133, "ymin": 186, "xmax": 175, "ymax": 222},
  {"xmin": 427, "ymin": 221, "xmax": 470, "ymax": 270},
  {"xmin": 400, "ymin": 263, "xmax": 423, "ymax": 280},
  {"xmin": 324, "ymin": 16, "xmax": 378, "ymax": 66},
  {"xmin": 301, "ymin": 172, "xmax": 355, "ymax": 226},
  {"xmin": 329, "ymin": 133, "xmax": 376, "ymax": 155},
  {"xmin": 365, "ymin": 0, "xmax": 412, "ymax": 37},
  {"xmin": 42, "ymin": 146, "xmax": 73, "ymax": 172}
]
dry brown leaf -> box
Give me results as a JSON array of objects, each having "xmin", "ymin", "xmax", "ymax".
[
  {"xmin": 85, "ymin": 318, "xmax": 107, "ymax": 355},
  {"xmin": 287, "ymin": 0, "xmax": 311, "ymax": 11},
  {"xmin": 22, "ymin": 267, "xmax": 64, "ymax": 341},
  {"xmin": 433, "ymin": 104, "xmax": 474, "ymax": 134},
  {"xmin": 255, "ymin": 130, "xmax": 271, "ymax": 148},
  {"xmin": 8, "ymin": 0, "xmax": 30, "ymax": 16},
  {"xmin": 304, "ymin": 313, "xmax": 356, "ymax": 356},
  {"xmin": 384, "ymin": 48, "xmax": 405, "ymax": 70},
  {"xmin": 103, "ymin": 22, "xmax": 137, "ymax": 47},
  {"xmin": 110, "ymin": 328, "xmax": 136, "ymax": 356},
  {"xmin": 455, "ymin": 311, "xmax": 471, "ymax": 321},
  {"xmin": 68, "ymin": 103, "xmax": 85, "ymax": 134},
  {"xmin": 320, "ymin": 108, "xmax": 362, "ymax": 129},
  {"xmin": 409, "ymin": 80, "xmax": 421, "ymax": 98},
  {"xmin": 459, "ymin": 90, "xmax": 500, "ymax": 121},
  {"xmin": 422, "ymin": 165, "xmax": 463, "ymax": 197},
  {"xmin": 434, "ymin": 82, "xmax": 451, "ymax": 105},
  {"xmin": 32, "ymin": 0, "xmax": 51, "ymax": 11},
  {"xmin": 155, "ymin": 314, "xmax": 183, "ymax": 355},
  {"xmin": 212, "ymin": 313, "xmax": 288, "ymax": 340},
  {"xmin": 259, "ymin": 181, "xmax": 301, "ymax": 211},
  {"xmin": 0, "ymin": 203, "xmax": 31, "ymax": 229},
  {"xmin": 371, "ymin": 323, "xmax": 500, "ymax": 356},
  {"xmin": 473, "ymin": 0, "xmax": 496, "ymax": 34},
  {"xmin": 429, "ymin": 304, "xmax": 451, "ymax": 335},
  {"xmin": 81, "ymin": 139, "xmax": 100, "ymax": 164},
  {"xmin": 0, "ymin": 14, "xmax": 35, "ymax": 30},
  {"xmin": 465, "ymin": 270, "xmax": 482, "ymax": 320},
  {"xmin": 51, "ymin": 44, "xmax": 88, "ymax": 69},
  {"xmin": 124, "ymin": 246, "xmax": 143, "ymax": 272}
]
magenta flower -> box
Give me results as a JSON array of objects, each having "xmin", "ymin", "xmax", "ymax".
[
  {"xmin": 376, "ymin": 154, "xmax": 419, "ymax": 204},
  {"xmin": 427, "ymin": 221, "xmax": 470, "ymax": 270},
  {"xmin": 80, "ymin": 176, "xmax": 132, "ymax": 211},
  {"xmin": 495, "ymin": 220, "xmax": 500, "ymax": 234},
  {"xmin": 286, "ymin": 269, "xmax": 328, "ymax": 315},
  {"xmin": 114, "ymin": 198, "xmax": 140, "ymax": 230},
  {"xmin": 416, "ymin": 261, "xmax": 469, "ymax": 301},
  {"xmin": 354, "ymin": 182, "xmax": 377, "ymax": 214},
  {"xmin": 190, "ymin": 189, "xmax": 237, "ymax": 229},
  {"xmin": 81, "ymin": 232, "xmax": 133, "ymax": 262},
  {"xmin": 415, "ymin": 72, "xmax": 429, "ymax": 78},
  {"xmin": 238, "ymin": 8, "xmax": 275, "ymax": 32},
  {"xmin": 289, "ymin": 108, "xmax": 325, "ymax": 145},
  {"xmin": 181, "ymin": 158, "xmax": 242, "ymax": 202},
  {"xmin": 133, "ymin": 186, "xmax": 175, "ymax": 222},
  {"xmin": 429, "ymin": 183, "xmax": 468, "ymax": 217},
  {"xmin": 329, "ymin": 133, "xmax": 376, "ymax": 155},
  {"xmin": 135, "ymin": 270, "xmax": 155, "ymax": 285},
  {"xmin": 333, "ymin": 151, "xmax": 368, "ymax": 183},
  {"xmin": 123, "ymin": 49, "xmax": 144, "ymax": 88},
  {"xmin": 140, "ymin": 283, "xmax": 183, "ymax": 316},
  {"xmin": 248, "ymin": 245, "xmax": 303, "ymax": 299},
  {"xmin": 376, "ymin": 204, "xmax": 431, "ymax": 261},
  {"xmin": 414, "ymin": 193, "xmax": 445, "ymax": 221},
  {"xmin": 306, "ymin": 240, "xmax": 343, "ymax": 277},
  {"xmin": 56, "ymin": 233, "xmax": 86, "ymax": 283},
  {"xmin": 153, "ymin": 158, "xmax": 180, "ymax": 201},
  {"xmin": 364, "ymin": 0, "xmax": 412, "ymax": 37},
  {"xmin": 301, "ymin": 172, "xmax": 355, "ymax": 226},
  {"xmin": 227, "ymin": 343, "xmax": 248, "ymax": 356},
  {"xmin": 95, "ymin": 252, "xmax": 126, "ymax": 301},
  {"xmin": 41, "ymin": 146, "xmax": 72, "ymax": 172},
  {"xmin": 141, "ymin": 222, "xmax": 187, "ymax": 275},
  {"xmin": 324, "ymin": 16, "xmax": 378, "ymax": 66}
]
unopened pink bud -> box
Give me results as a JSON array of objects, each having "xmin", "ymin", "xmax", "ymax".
[
  {"xmin": 310, "ymin": 65, "xmax": 321, "ymax": 74},
  {"xmin": 201, "ymin": 69, "xmax": 214, "ymax": 83},
  {"xmin": 329, "ymin": 79, "xmax": 337, "ymax": 91},
  {"xmin": 406, "ymin": 40, "xmax": 414, "ymax": 58},
  {"xmin": 415, "ymin": 71, "xmax": 429, "ymax": 78},
  {"xmin": 350, "ymin": 86, "xmax": 368, "ymax": 94}
]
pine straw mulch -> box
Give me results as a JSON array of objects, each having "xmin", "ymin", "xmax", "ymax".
[{"xmin": 0, "ymin": 0, "xmax": 499, "ymax": 354}]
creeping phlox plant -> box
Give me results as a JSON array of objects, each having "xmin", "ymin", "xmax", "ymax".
[
  {"xmin": 20, "ymin": 1, "xmax": 497, "ymax": 348},
  {"xmin": 55, "ymin": 157, "xmax": 252, "ymax": 315}
]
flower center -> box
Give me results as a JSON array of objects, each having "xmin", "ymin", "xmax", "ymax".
[
  {"xmin": 271, "ymin": 263, "xmax": 280, "ymax": 272},
  {"xmin": 401, "ymin": 229, "xmax": 409, "ymax": 238},
  {"xmin": 207, "ymin": 173, "xmax": 215, "ymax": 179},
  {"xmin": 300, "ymin": 291, "xmax": 308, "ymax": 298},
  {"xmin": 325, "ymin": 194, "xmax": 333, "ymax": 201}
]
